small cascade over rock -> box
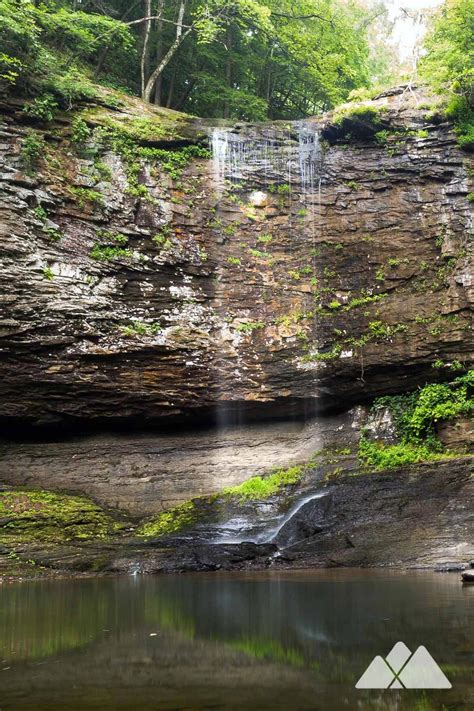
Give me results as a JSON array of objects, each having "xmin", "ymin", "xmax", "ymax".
[
  {"xmin": 271, "ymin": 492, "xmax": 332, "ymax": 549},
  {"xmin": 210, "ymin": 121, "xmax": 324, "ymax": 192},
  {"xmin": 297, "ymin": 122, "xmax": 324, "ymax": 192},
  {"xmin": 206, "ymin": 491, "xmax": 332, "ymax": 550}
]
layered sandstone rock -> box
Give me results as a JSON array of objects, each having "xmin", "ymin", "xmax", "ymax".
[{"xmin": 0, "ymin": 86, "xmax": 472, "ymax": 428}]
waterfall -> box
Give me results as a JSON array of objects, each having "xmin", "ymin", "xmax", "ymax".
[
  {"xmin": 211, "ymin": 123, "xmax": 323, "ymax": 191},
  {"xmin": 208, "ymin": 491, "xmax": 329, "ymax": 547},
  {"xmin": 209, "ymin": 122, "xmax": 327, "ymax": 535},
  {"xmin": 264, "ymin": 492, "xmax": 327, "ymax": 544},
  {"xmin": 297, "ymin": 122, "xmax": 323, "ymax": 193},
  {"xmin": 211, "ymin": 128, "xmax": 294, "ymax": 185}
]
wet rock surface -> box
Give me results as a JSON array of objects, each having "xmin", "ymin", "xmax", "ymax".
[
  {"xmin": 0, "ymin": 411, "xmax": 363, "ymax": 515},
  {"xmin": 0, "ymin": 87, "xmax": 472, "ymax": 429},
  {"xmin": 1, "ymin": 457, "xmax": 471, "ymax": 576},
  {"xmin": 273, "ymin": 493, "xmax": 333, "ymax": 548},
  {"xmin": 0, "ymin": 88, "xmax": 472, "ymax": 577}
]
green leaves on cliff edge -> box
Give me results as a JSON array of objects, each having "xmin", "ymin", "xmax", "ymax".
[
  {"xmin": 359, "ymin": 370, "xmax": 473, "ymax": 469},
  {"xmin": 421, "ymin": 0, "xmax": 474, "ymax": 149}
]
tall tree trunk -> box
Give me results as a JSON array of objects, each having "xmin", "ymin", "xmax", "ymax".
[
  {"xmin": 141, "ymin": 0, "xmax": 152, "ymax": 97},
  {"xmin": 153, "ymin": 0, "xmax": 165, "ymax": 105},
  {"xmin": 166, "ymin": 69, "xmax": 177, "ymax": 107},
  {"xmin": 143, "ymin": 0, "xmax": 189, "ymax": 103}
]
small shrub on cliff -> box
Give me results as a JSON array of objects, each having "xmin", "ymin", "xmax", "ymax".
[
  {"xmin": 359, "ymin": 370, "xmax": 473, "ymax": 468},
  {"xmin": 21, "ymin": 130, "xmax": 45, "ymax": 172},
  {"xmin": 90, "ymin": 244, "xmax": 133, "ymax": 261},
  {"xmin": 120, "ymin": 321, "xmax": 161, "ymax": 337},
  {"xmin": 71, "ymin": 116, "xmax": 91, "ymax": 149},
  {"xmin": 24, "ymin": 93, "xmax": 58, "ymax": 122},
  {"xmin": 235, "ymin": 321, "xmax": 265, "ymax": 333},
  {"xmin": 33, "ymin": 205, "xmax": 48, "ymax": 222},
  {"xmin": 71, "ymin": 187, "xmax": 104, "ymax": 209}
]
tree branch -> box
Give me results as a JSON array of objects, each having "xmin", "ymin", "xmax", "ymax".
[{"xmin": 126, "ymin": 15, "xmax": 193, "ymax": 29}]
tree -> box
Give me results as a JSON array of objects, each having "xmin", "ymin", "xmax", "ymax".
[{"xmin": 421, "ymin": 0, "xmax": 474, "ymax": 148}]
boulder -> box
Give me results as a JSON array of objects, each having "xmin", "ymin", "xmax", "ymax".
[{"xmin": 274, "ymin": 493, "xmax": 333, "ymax": 548}]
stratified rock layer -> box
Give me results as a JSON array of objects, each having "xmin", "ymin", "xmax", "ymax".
[{"xmin": 0, "ymin": 87, "xmax": 472, "ymax": 427}]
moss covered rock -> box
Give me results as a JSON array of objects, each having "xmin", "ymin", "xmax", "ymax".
[{"xmin": 0, "ymin": 489, "xmax": 121, "ymax": 544}]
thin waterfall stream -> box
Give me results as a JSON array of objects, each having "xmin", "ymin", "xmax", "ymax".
[{"xmin": 209, "ymin": 122, "xmax": 328, "ymax": 548}]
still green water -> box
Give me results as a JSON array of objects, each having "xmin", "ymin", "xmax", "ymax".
[{"xmin": 0, "ymin": 570, "xmax": 472, "ymax": 710}]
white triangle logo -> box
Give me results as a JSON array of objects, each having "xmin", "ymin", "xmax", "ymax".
[{"xmin": 355, "ymin": 642, "xmax": 452, "ymax": 689}]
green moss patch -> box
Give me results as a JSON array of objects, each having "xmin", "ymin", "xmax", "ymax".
[
  {"xmin": 222, "ymin": 465, "xmax": 304, "ymax": 500},
  {"xmin": 0, "ymin": 489, "xmax": 120, "ymax": 544},
  {"xmin": 137, "ymin": 501, "xmax": 198, "ymax": 538},
  {"xmin": 137, "ymin": 464, "xmax": 306, "ymax": 539}
]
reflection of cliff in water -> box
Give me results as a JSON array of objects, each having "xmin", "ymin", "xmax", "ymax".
[{"xmin": 0, "ymin": 573, "xmax": 472, "ymax": 711}]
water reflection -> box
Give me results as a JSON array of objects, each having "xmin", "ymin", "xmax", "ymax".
[{"xmin": 0, "ymin": 571, "xmax": 472, "ymax": 710}]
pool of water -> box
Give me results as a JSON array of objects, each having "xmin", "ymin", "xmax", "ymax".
[{"xmin": 0, "ymin": 570, "xmax": 472, "ymax": 710}]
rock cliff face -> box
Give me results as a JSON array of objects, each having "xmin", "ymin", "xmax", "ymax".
[
  {"xmin": 0, "ymin": 86, "xmax": 473, "ymax": 551},
  {"xmin": 0, "ymin": 86, "xmax": 472, "ymax": 429}
]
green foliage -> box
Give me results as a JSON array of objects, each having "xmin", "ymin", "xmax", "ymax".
[
  {"xmin": 0, "ymin": 2, "xmax": 121, "ymax": 103},
  {"xmin": 248, "ymin": 248, "xmax": 270, "ymax": 260},
  {"xmin": 152, "ymin": 234, "xmax": 173, "ymax": 250},
  {"xmin": 223, "ymin": 465, "xmax": 303, "ymax": 500},
  {"xmin": 359, "ymin": 371, "xmax": 473, "ymax": 469},
  {"xmin": 302, "ymin": 344, "xmax": 342, "ymax": 362},
  {"xmin": 71, "ymin": 116, "xmax": 91, "ymax": 148},
  {"xmin": 43, "ymin": 226, "xmax": 62, "ymax": 242},
  {"xmin": 370, "ymin": 370, "xmax": 473, "ymax": 443},
  {"xmin": 20, "ymin": 130, "xmax": 45, "ymax": 172},
  {"xmin": 0, "ymin": 0, "xmax": 373, "ymax": 121},
  {"xmin": 421, "ymin": 0, "xmax": 474, "ymax": 149},
  {"xmin": 375, "ymin": 129, "xmax": 390, "ymax": 144},
  {"xmin": 140, "ymin": 144, "xmax": 212, "ymax": 180},
  {"xmin": 71, "ymin": 187, "xmax": 104, "ymax": 209},
  {"xmin": 24, "ymin": 93, "xmax": 58, "ymax": 121},
  {"xmin": 90, "ymin": 245, "xmax": 133, "ymax": 261},
  {"xmin": 120, "ymin": 321, "xmax": 161, "ymax": 337},
  {"xmin": 358, "ymin": 439, "xmax": 455, "ymax": 470},
  {"xmin": 96, "ymin": 230, "xmax": 128, "ymax": 246},
  {"xmin": 227, "ymin": 256, "xmax": 242, "ymax": 266},
  {"xmin": 42, "ymin": 266, "xmax": 54, "ymax": 281},
  {"xmin": 33, "ymin": 205, "xmax": 47, "ymax": 222},
  {"xmin": 235, "ymin": 321, "xmax": 265, "ymax": 333},
  {"xmin": 368, "ymin": 320, "xmax": 408, "ymax": 339},
  {"xmin": 333, "ymin": 104, "xmax": 383, "ymax": 127},
  {"xmin": 0, "ymin": 489, "xmax": 118, "ymax": 544},
  {"xmin": 0, "ymin": 52, "xmax": 23, "ymax": 89}
]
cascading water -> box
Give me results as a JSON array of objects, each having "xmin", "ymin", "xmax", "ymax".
[
  {"xmin": 263, "ymin": 492, "xmax": 328, "ymax": 544},
  {"xmin": 211, "ymin": 122, "xmax": 323, "ymax": 190},
  {"xmin": 209, "ymin": 121, "xmax": 327, "ymax": 548},
  {"xmin": 211, "ymin": 127, "xmax": 296, "ymax": 186}
]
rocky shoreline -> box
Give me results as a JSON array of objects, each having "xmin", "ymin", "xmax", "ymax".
[{"xmin": 1, "ymin": 456, "xmax": 472, "ymax": 582}]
